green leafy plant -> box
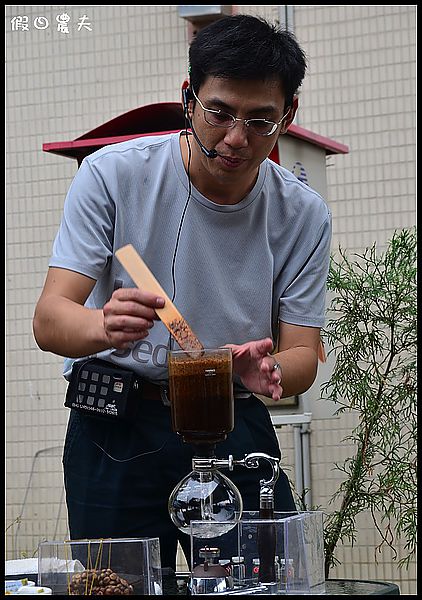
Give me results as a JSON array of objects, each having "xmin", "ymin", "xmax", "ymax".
[{"xmin": 321, "ymin": 227, "xmax": 417, "ymax": 578}]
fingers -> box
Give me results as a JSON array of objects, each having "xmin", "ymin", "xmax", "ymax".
[
  {"xmin": 111, "ymin": 287, "xmax": 165, "ymax": 312},
  {"xmin": 266, "ymin": 357, "xmax": 282, "ymax": 400},
  {"xmin": 267, "ymin": 367, "xmax": 282, "ymax": 401},
  {"xmin": 255, "ymin": 337, "xmax": 274, "ymax": 356},
  {"xmin": 269, "ymin": 380, "xmax": 283, "ymax": 401},
  {"xmin": 223, "ymin": 342, "xmax": 250, "ymax": 358},
  {"xmin": 231, "ymin": 339, "xmax": 274, "ymax": 362},
  {"xmin": 261, "ymin": 351, "xmax": 282, "ymax": 401},
  {"xmin": 261, "ymin": 351, "xmax": 279, "ymax": 375},
  {"xmin": 103, "ymin": 287, "xmax": 165, "ymax": 349}
]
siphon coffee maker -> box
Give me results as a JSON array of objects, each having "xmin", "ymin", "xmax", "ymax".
[
  {"xmin": 167, "ymin": 347, "xmax": 281, "ymax": 593},
  {"xmin": 167, "ymin": 348, "xmax": 243, "ymax": 536}
]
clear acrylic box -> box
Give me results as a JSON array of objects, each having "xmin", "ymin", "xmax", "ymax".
[
  {"xmin": 37, "ymin": 537, "xmax": 163, "ymax": 595},
  {"xmin": 283, "ymin": 512, "xmax": 326, "ymax": 594},
  {"xmin": 190, "ymin": 511, "xmax": 325, "ymax": 595}
]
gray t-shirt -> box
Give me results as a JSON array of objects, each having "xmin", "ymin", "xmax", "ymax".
[{"xmin": 50, "ymin": 132, "xmax": 331, "ymax": 382}]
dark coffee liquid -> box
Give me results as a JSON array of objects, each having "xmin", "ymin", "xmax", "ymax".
[
  {"xmin": 169, "ymin": 352, "xmax": 234, "ymax": 445},
  {"xmin": 258, "ymin": 507, "xmax": 277, "ymax": 583}
]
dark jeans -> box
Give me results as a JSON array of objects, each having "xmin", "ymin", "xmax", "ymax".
[{"xmin": 63, "ymin": 395, "xmax": 296, "ymax": 570}]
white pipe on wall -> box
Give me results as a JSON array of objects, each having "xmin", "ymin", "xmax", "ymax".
[
  {"xmin": 293, "ymin": 424, "xmax": 304, "ymax": 504},
  {"xmin": 272, "ymin": 412, "xmax": 312, "ymax": 510},
  {"xmin": 301, "ymin": 422, "xmax": 312, "ymax": 509}
]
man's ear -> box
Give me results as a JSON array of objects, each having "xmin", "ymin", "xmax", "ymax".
[{"xmin": 280, "ymin": 95, "xmax": 299, "ymax": 134}]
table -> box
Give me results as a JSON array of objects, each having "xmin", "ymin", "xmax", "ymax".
[{"xmin": 162, "ymin": 572, "xmax": 400, "ymax": 595}]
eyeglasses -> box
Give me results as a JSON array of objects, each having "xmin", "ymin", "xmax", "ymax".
[{"xmin": 191, "ymin": 87, "xmax": 290, "ymax": 137}]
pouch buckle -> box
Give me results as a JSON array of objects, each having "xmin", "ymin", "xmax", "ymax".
[{"xmin": 160, "ymin": 386, "xmax": 171, "ymax": 407}]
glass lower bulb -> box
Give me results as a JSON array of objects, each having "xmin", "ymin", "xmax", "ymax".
[{"xmin": 168, "ymin": 469, "xmax": 243, "ymax": 538}]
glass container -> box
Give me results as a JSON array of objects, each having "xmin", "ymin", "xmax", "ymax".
[
  {"xmin": 37, "ymin": 538, "xmax": 162, "ymax": 595},
  {"xmin": 168, "ymin": 348, "xmax": 233, "ymax": 451},
  {"xmin": 168, "ymin": 466, "xmax": 242, "ymax": 538}
]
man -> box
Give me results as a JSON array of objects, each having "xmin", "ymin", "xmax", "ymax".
[{"xmin": 33, "ymin": 14, "xmax": 331, "ymax": 570}]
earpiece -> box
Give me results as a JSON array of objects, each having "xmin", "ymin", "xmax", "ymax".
[
  {"xmin": 181, "ymin": 82, "xmax": 218, "ymax": 160},
  {"xmin": 182, "ymin": 86, "xmax": 193, "ymax": 120}
]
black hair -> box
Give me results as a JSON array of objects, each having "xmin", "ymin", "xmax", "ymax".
[{"xmin": 189, "ymin": 14, "xmax": 307, "ymax": 110}]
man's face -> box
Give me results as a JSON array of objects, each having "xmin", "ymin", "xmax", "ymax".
[{"xmin": 189, "ymin": 76, "xmax": 291, "ymax": 191}]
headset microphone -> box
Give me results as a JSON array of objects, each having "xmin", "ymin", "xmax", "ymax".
[
  {"xmin": 182, "ymin": 87, "xmax": 218, "ymax": 159},
  {"xmin": 190, "ymin": 125, "xmax": 218, "ymax": 159}
]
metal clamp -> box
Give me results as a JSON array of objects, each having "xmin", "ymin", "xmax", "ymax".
[
  {"xmin": 192, "ymin": 451, "xmax": 281, "ymax": 503},
  {"xmin": 233, "ymin": 452, "xmax": 280, "ymax": 503},
  {"xmin": 192, "ymin": 455, "xmax": 235, "ymax": 472}
]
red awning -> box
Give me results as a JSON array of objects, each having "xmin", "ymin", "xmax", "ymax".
[
  {"xmin": 43, "ymin": 101, "xmax": 348, "ymax": 166},
  {"xmin": 43, "ymin": 102, "xmax": 186, "ymax": 166}
]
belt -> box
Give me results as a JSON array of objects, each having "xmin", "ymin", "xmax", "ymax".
[{"xmin": 140, "ymin": 381, "xmax": 253, "ymax": 406}]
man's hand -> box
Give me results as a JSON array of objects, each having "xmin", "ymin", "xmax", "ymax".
[
  {"xmin": 224, "ymin": 338, "xmax": 282, "ymax": 401},
  {"xmin": 103, "ymin": 287, "xmax": 165, "ymax": 349}
]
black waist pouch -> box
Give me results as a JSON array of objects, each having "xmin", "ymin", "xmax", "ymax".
[{"xmin": 64, "ymin": 358, "xmax": 142, "ymax": 421}]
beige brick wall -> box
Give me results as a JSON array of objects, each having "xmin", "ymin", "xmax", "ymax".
[
  {"xmin": 290, "ymin": 6, "xmax": 416, "ymax": 594},
  {"xmin": 294, "ymin": 4, "xmax": 416, "ymax": 253},
  {"xmin": 6, "ymin": 4, "xmax": 416, "ymax": 594}
]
